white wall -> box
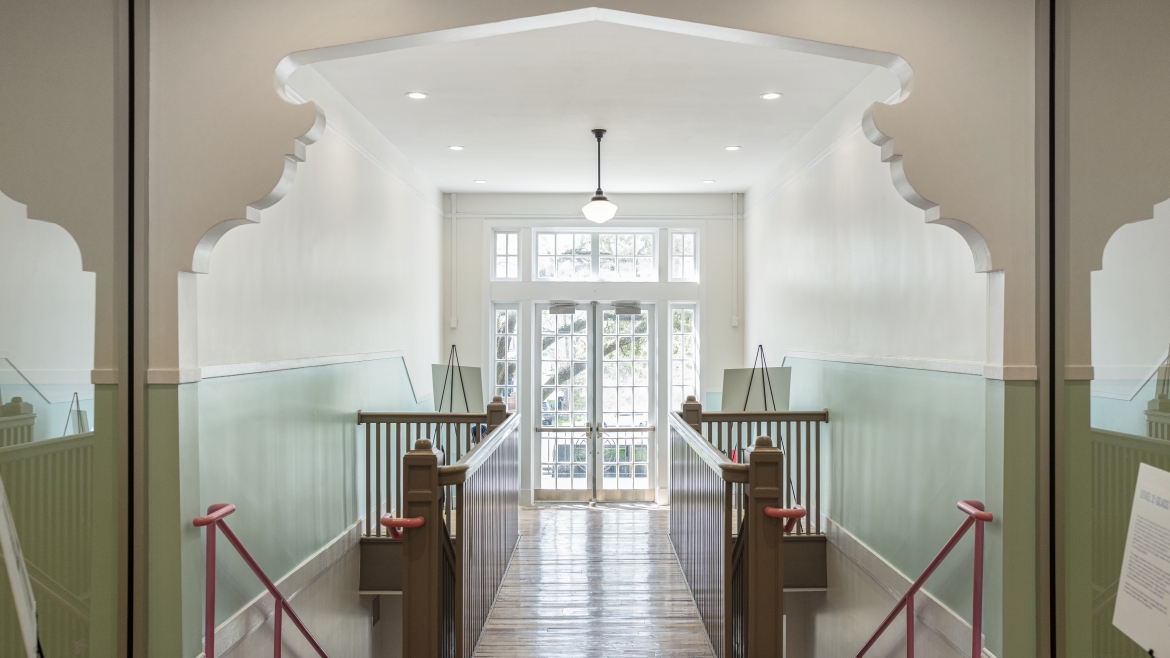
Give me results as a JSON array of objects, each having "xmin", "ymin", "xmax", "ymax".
[
  {"xmin": 744, "ymin": 70, "xmax": 988, "ymax": 371},
  {"xmin": 196, "ymin": 65, "xmax": 445, "ymax": 393},
  {"xmin": 1091, "ymin": 198, "xmax": 1170, "ymax": 399},
  {"xmin": 0, "ymin": 191, "xmax": 95, "ymax": 393}
]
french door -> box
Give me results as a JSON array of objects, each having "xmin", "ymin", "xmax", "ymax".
[{"xmin": 535, "ymin": 302, "xmax": 656, "ymax": 501}]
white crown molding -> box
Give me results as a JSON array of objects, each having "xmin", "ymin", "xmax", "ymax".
[
  {"xmin": 284, "ymin": 87, "xmax": 444, "ymax": 216},
  {"xmin": 824, "ymin": 515, "xmax": 998, "ymax": 658}
]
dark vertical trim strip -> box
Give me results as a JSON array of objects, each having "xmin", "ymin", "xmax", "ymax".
[
  {"xmin": 126, "ymin": 0, "xmax": 136, "ymax": 652},
  {"xmin": 1048, "ymin": 0, "xmax": 1058, "ymax": 654}
]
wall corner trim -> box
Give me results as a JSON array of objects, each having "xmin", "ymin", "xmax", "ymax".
[
  {"xmin": 90, "ymin": 368, "xmax": 119, "ymax": 385},
  {"xmin": 982, "ymin": 364, "xmax": 1040, "ymax": 381},
  {"xmin": 145, "ymin": 367, "xmax": 202, "ymax": 385}
]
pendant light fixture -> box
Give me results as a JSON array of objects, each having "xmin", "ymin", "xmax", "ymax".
[{"xmin": 582, "ymin": 128, "xmax": 617, "ymax": 223}]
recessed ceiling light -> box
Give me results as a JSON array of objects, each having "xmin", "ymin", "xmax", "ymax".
[
  {"xmin": 760, "ymin": 92, "xmax": 783, "ymax": 100},
  {"xmin": 405, "ymin": 92, "xmax": 428, "ymax": 99},
  {"xmin": 448, "ymin": 145, "xmax": 464, "ymax": 151},
  {"xmin": 702, "ymin": 180, "xmax": 716, "ymax": 184},
  {"xmin": 725, "ymin": 146, "xmax": 741, "ymax": 151},
  {"xmin": 474, "ymin": 180, "xmax": 487, "ymax": 184}
]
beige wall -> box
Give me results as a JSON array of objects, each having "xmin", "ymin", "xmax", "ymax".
[{"xmin": 144, "ymin": 0, "xmax": 1040, "ymax": 385}]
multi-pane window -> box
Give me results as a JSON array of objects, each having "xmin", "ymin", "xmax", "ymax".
[
  {"xmin": 539, "ymin": 309, "xmax": 590, "ymax": 490},
  {"xmin": 670, "ymin": 231, "xmax": 698, "ymax": 281},
  {"xmin": 601, "ymin": 309, "xmax": 651, "ymax": 428},
  {"xmin": 599, "ymin": 233, "xmax": 655, "ymax": 280},
  {"xmin": 533, "ymin": 231, "xmax": 658, "ymax": 281},
  {"xmin": 536, "ymin": 233, "xmax": 591, "ymax": 279},
  {"xmin": 494, "ymin": 231, "xmax": 519, "ymax": 279},
  {"xmin": 493, "ymin": 305, "xmax": 520, "ymax": 411},
  {"xmin": 539, "ymin": 309, "xmax": 590, "ymax": 428},
  {"xmin": 600, "ymin": 308, "xmax": 652, "ymax": 490},
  {"xmin": 670, "ymin": 306, "xmax": 699, "ymax": 411}
]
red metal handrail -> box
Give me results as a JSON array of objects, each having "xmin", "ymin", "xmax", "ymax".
[
  {"xmin": 193, "ymin": 504, "xmax": 330, "ymax": 658},
  {"xmin": 380, "ymin": 514, "xmax": 425, "ymax": 540},
  {"xmin": 764, "ymin": 504, "xmax": 807, "ymax": 533},
  {"xmin": 857, "ymin": 500, "xmax": 992, "ymax": 658}
]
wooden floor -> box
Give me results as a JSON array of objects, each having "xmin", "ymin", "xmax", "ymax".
[{"xmin": 473, "ymin": 504, "xmax": 714, "ymax": 658}]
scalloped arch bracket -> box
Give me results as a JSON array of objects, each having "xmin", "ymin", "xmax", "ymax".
[{"xmin": 862, "ymin": 104, "xmax": 993, "ymax": 273}]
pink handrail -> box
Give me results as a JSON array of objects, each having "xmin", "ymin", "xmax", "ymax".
[
  {"xmin": 193, "ymin": 504, "xmax": 330, "ymax": 658},
  {"xmin": 764, "ymin": 504, "xmax": 807, "ymax": 533},
  {"xmin": 856, "ymin": 500, "xmax": 992, "ymax": 658},
  {"xmin": 380, "ymin": 514, "xmax": 425, "ymax": 540}
]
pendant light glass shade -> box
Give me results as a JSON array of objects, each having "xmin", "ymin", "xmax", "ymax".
[
  {"xmin": 582, "ymin": 195, "xmax": 617, "ymax": 223},
  {"xmin": 583, "ymin": 128, "xmax": 616, "ymax": 223}
]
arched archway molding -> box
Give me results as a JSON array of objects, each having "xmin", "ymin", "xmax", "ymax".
[{"xmin": 144, "ymin": 1, "xmax": 1041, "ymax": 383}]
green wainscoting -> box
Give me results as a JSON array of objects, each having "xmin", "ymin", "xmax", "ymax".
[
  {"xmin": 0, "ymin": 383, "xmax": 119, "ymax": 658},
  {"xmin": 784, "ymin": 358, "xmax": 1038, "ymax": 658},
  {"xmin": 147, "ymin": 357, "xmax": 429, "ymax": 658}
]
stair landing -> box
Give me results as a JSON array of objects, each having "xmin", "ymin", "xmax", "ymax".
[{"xmin": 472, "ymin": 504, "xmax": 714, "ymax": 658}]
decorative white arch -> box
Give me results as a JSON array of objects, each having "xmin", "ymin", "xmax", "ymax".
[{"xmin": 192, "ymin": 7, "xmax": 994, "ymax": 277}]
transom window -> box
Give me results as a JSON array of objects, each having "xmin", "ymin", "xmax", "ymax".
[
  {"xmin": 534, "ymin": 230, "xmax": 658, "ymax": 282},
  {"xmin": 494, "ymin": 231, "xmax": 520, "ymax": 280},
  {"xmin": 599, "ymin": 233, "xmax": 655, "ymax": 280}
]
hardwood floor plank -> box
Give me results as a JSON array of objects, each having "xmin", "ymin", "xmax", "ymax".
[{"xmin": 473, "ymin": 504, "xmax": 715, "ymax": 658}]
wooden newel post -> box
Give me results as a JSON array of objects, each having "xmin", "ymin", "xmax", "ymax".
[
  {"xmin": 746, "ymin": 435, "xmax": 785, "ymax": 657},
  {"xmin": 401, "ymin": 438, "xmax": 442, "ymax": 657},
  {"xmin": 682, "ymin": 394, "xmax": 703, "ymax": 432},
  {"xmin": 486, "ymin": 395, "xmax": 507, "ymax": 434}
]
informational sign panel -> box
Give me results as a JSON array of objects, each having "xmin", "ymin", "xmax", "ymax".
[
  {"xmin": 431, "ymin": 365, "xmax": 484, "ymax": 413},
  {"xmin": 720, "ymin": 367, "xmax": 791, "ymax": 412},
  {"xmin": 0, "ymin": 473, "xmax": 38, "ymax": 658},
  {"xmin": 1113, "ymin": 463, "xmax": 1170, "ymax": 655}
]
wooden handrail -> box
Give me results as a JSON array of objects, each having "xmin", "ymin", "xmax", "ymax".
[
  {"xmin": 356, "ymin": 398, "xmax": 509, "ymax": 538},
  {"xmin": 440, "ymin": 412, "xmax": 521, "ymax": 485},
  {"xmin": 669, "ymin": 412, "xmax": 749, "ymax": 483},
  {"xmin": 399, "ymin": 413, "xmax": 520, "ymax": 657}
]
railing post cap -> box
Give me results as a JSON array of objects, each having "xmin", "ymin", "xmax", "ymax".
[
  {"xmin": 413, "ymin": 438, "xmax": 433, "ymax": 451},
  {"xmin": 492, "ymin": 395, "xmax": 503, "ymax": 403},
  {"xmin": 754, "ymin": 435, "xmax": 773, "ymax": 448},
  {"xmin": 685, "ymin": 395, "xmax": 696, "ymax": 402}
]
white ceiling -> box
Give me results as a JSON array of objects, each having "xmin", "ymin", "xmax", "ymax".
[{"xmin": 310, "ymin": 21, "xmax": 881, "ymax": 194}]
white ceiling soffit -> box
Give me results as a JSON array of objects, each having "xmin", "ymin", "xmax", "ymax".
[{"xmin": 309, "ymin": 20, "xmax": 883, "ymax": 194}]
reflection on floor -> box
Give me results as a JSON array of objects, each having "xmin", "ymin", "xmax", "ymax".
[{"xmin": 473, "ymin": 504, "xmax": 714, "ymax": 658}]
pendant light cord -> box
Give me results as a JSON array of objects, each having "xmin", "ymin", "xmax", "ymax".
[
  {"xmin": 592, "ymin": 128, "xmax": 606, "ymax": 194},
  {"xmin": 596, "ymin": 134, "xmax": 601, "ymax": 192}
]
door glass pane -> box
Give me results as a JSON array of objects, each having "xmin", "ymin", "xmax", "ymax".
[
  {"xmin": 600, "ymin": 309, "xmax": 651, "ymax": 491},
  {"xmin": 539, "ymin": 309, "xmax": 589, "ymax": 490}
]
